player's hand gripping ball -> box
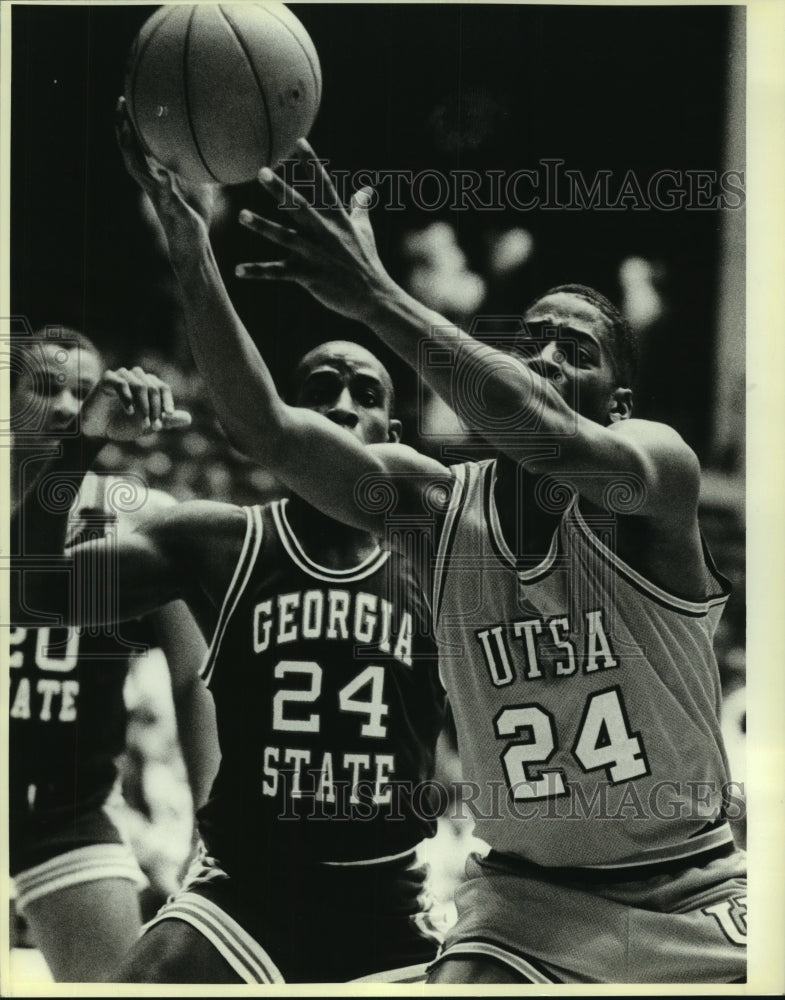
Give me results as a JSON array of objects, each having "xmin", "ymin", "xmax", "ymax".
[{"xmin": 124, "ymin": 3, "xmax": 321, "ymax": 186}]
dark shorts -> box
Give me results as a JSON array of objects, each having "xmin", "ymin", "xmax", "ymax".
[{"xmin": 144, "ymin": 843, "xmax": 445, "ymax": 983}]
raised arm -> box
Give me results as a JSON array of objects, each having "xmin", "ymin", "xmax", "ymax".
[
  {"xmin": 13, "ymin": 366, "xmax": 188, "ymax": 560},
  {"xmin": 116, "ymin": 101, "xmax": 449, "ymax": 535},
  {"xmin": 10, "ymin": 365, "xmax": 199, "ymax": 626},
  {"xmin": 234, "ymin": 141, "xmax": 699, "ymax": 521}
]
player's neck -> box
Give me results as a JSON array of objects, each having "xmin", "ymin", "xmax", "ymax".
[{"xmin": 283, "ymin": 494, "xmax": 379, "ymax": 569}]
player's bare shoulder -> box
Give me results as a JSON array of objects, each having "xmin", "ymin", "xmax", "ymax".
[
  {"xmin": 608, "ymin": 417, "xmax": 702, "ymax": 522},
  {"xmin": 602, "ymin": 418, "xmax": 710, "ymax": 600}
]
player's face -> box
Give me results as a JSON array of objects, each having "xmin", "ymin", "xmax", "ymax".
[
  {"xmin": 11, "ymin": 344, "xmax": 102, "ymax": 435},
  {"xmin": 521, "ymin": 293, "xmax": 628, "ymax": 424},
  {"xmin": 294, "ymin": 343, "xmax": 401, "ymax": 445}
]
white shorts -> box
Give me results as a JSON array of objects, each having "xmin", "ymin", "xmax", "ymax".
[{"xmin": 431, "ymin": 847, "xmax": 747, "ymax": 984}]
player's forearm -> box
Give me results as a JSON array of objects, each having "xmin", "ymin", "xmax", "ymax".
[
  {"xmin": 169, "ymin": 240, "xmax": 288, "ymax": 462},
  {"xmin": 367, "ymin": 286, "xmax": 662, "ymax": 489},
  {"xmin": 168, "ymin": 239, "xmax": 388, "ymax": 524},
  {"xmin": 269, "ymin": 406, "xmax": 391, "ymax": 533},
  {"xmin": 364, "ymin": 282, "xmax": 574, "ymax": 443},
  {"xmin": 12, "ymin": 539, "xmax": 181, "ymax": 628}
]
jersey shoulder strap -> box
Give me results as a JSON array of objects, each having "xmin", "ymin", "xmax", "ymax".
[
  {"xmin": 431, "ymin": 459, "xmax": 493, "ymax": 624},
  {"xmin": 200, "ymin": 505, "xmax": 264, "ymax": 686}
]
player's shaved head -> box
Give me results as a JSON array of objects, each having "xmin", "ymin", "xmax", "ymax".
[{"xmin": 291, "ymin": 341, "xmax": 396, "ymax": 414}]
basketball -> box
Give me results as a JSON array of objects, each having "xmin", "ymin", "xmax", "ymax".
[{"xmin": 124, "ymin": 3, "xmax": 322, "ymax": 186}]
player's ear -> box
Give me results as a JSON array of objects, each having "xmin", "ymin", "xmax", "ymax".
[
  {"xmin": 387, "ymin": 418, "xmax": 402, "ymax": 443},
  {"xmin": 608, "ymin": 387, "xmax": 632, "ymax": 423}
]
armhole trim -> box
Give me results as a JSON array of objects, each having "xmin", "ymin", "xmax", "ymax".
[
  {"xmin": 570, "ymin": 503, "xmax": 730, "ymax": 617},
  {"xmin": 200, "ymin": 506, "xmax": 263, "ymax": 686},
  {"xmin": 432, "ymin": 464, "xmax": 468, "ymax": 627}
]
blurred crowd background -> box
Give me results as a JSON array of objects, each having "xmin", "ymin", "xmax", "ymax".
[{"xmin": 7, "ymin": 2, "xmax": 747, "ymax": 958}]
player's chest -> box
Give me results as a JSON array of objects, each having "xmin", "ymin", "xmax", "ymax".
[
  {"xmin": 210, "ymin": 582, "xmax": 424, "ymax": 737},
  {"xmin": 237, "ymin": 582, "xmax": 416, "ymax": 668}
]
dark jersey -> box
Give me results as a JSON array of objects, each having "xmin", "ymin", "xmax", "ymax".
[
  {"xmin": 197, "ymin": 499, "xmax": 445, "ymax": 874},
  {"xmin": 9, "ymin": 624, "xmax": 135, "ymax": 818},
  {"xmin": 8, "ymin": 474, "xmax": 148, "ymax": 865}
]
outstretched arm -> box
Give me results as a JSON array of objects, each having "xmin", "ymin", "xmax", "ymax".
[
  {"xmin": 12, "ymin": 494, "xmax": 244, "ymax": 629},
  {"xmin": 235, "ymin": 142, "xmax": 700, "ymax": 520},
  {"xmin": 116, "ymin": 101, "xmax": 449, "ymax": 535}
]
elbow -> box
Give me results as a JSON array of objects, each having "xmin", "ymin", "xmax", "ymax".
[
  {"xmin": 261, "ymin": 406, "xmax": 303, "ymax": 472},
  {"xmin": 222, "ymin": 421, "xmax": 261, "ymax": 459},
  {"xmin": 215, "ymin": 403, "xmax": 307, "ymax": 481},
  {"xmin": 220, "ymin": 406, "xmax": 288, "ymax": 467}
]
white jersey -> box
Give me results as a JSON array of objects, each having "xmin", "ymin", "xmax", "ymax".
[{"xmin": 433, "ymin": 458, "xmax": 736, "ymax": 870}]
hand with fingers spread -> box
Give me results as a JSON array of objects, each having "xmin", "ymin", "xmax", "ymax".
[
  {"xmin": 80, "ymin": 366, "xmax": 192, "ymax": 441},
  {"xmin": 115, "ymin": 96, "xmax": 215, "ymax": 264},
  {"xmin": 235, "ymin": 138, "xmax": 397, "ymax": 325}
]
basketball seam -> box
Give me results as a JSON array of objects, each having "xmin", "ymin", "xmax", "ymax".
[
  {"xmin": 254, "ymin": 2, "xmax": 322, "ymax": 116},
  {"xmin": 183, "ymin": 5, "xmax": 220, "ymax": 184},
  {"xmin": 128, "ymin": 6, "xmax": 178, "ymax": 157},
  {"xmin": 217, "ymin": 4, "xmax": 273, "ymax": 169}
]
